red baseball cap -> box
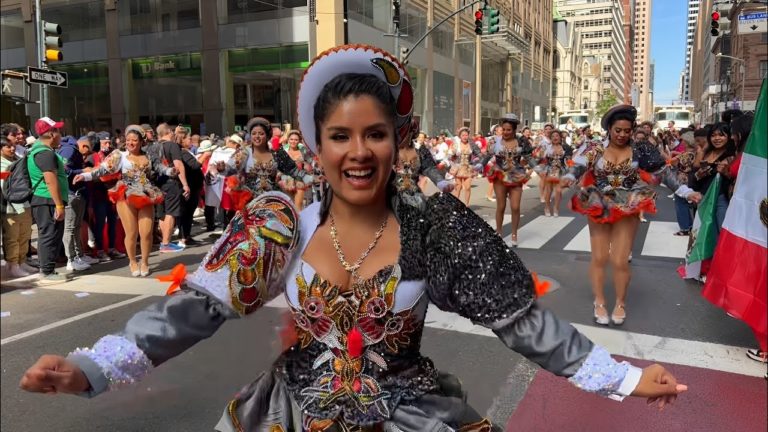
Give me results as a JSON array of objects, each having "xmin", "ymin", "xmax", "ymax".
[{"xmin": 35, "ymin": 117, "xmax": 64, "ymax": 136}]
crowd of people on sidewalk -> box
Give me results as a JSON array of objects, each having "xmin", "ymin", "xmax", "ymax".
[{"xmin": 0, "ymin": 118, "xmax": 327, "ymax": 284}]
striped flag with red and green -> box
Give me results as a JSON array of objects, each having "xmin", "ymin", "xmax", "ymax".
[{"xmin": 702, "ymin": 79, "xmax": 768, "ymax": 351}]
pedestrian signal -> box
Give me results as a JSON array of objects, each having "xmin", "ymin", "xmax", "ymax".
[{"xmin": 475, "ymin": 10, "xmax": 484, "ymax": 35}]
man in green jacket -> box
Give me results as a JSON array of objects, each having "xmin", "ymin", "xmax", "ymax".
[{"xmin": 28, "ymin": 117, "xmax": 69, "ymax": 284}]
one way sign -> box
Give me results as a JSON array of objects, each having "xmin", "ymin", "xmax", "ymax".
[{"xmin": 27, "ymin": 66, "xmax": 68, "ymax": 88}]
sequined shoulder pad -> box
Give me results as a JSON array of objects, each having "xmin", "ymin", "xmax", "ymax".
[
  {"xmin": 421, "ymin": 193, "xmax": 535, "ymax": 327},
  {"xmin": 632, "ymin": 141, "xmax": 666, "ymax": 172},
  {"xmin": 186, "ymin": 191, "xmax": 300, "ymax": 315}
]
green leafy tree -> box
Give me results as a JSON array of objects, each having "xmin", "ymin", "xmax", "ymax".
[{"xmin": 595, "ymin": 93, "xmax": 619, "ymax": 121}]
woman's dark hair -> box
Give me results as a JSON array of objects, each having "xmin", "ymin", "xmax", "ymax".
[
  {"xmin": 694, "ymin": 125, "xmax": 710, "ymax": 138},
  {"xmin": 705, "ymin": 122, "xmax": 736, "ymax": 158},
  {"xmin": 500, "ymin": 119, "xmax": 519, "ymax": 129},
  {"xmin": 522, "ymin": 126, "xmax": 531, "ymax": 133},
  {"xmin": 730, "ymin": 113, "xmax": 753, "ymax": 153},
  {"xmin": 249, "ymin": 122, "xmax": 272, "ymax": 144},
  {"xmin": 287, "ymin": 130, "xmax": 302, "ymax": 141},
  {"xmin": 1, "ymin": 123, "xmax": 21, "ymax": 137},
  {"xmin": 607, "ymin": 113, "xmax": 636, "ymax": 132},
  {"xmin": 314, "ymin": 73, "xmax": 398, "ymax": 222},
  {"xmin": 314, "ymin": 73, "xmax": 396, "ymax": 150}
]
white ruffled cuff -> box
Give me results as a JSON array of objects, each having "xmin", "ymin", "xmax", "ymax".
[{"xmin": 568, "ymin": 345, "xmax": 640, "ymax": 401}]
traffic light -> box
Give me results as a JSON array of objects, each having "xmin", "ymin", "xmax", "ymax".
[
  {"xmin": 42, "ymin": 21, "xmax": 63, "ymax": 63},
  {"xmin": 710, "ymin": 11, "xmax": 720, "ymax": 37},
  {"xmin": 487, "ymin": 7, "xmax": 500, "ymax": 34},
  {"xmin": 474, "ymin": 9, "xmax": 484, "ymax": 35}
]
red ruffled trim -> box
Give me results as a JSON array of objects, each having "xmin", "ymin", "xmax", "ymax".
[
  {"xmin": 127, "ymin": 193, "xmax": 163, "ymax": 209},
  {"xmin": 230, "ymin": 189, "xmax": 253, "ymax": 212},
  {"xmin": 486, "ymin": 170, "xmax": 528, "ymax": 187},
  {"xmin": 570, "ymin": 195, "xmax": 657, "ymax": 224},
  {"xmin": 107, "ymin": 184, "xmax": 128, "ymax": 204},
  {"xmin": 545, "ymin": 176, "xmax": 561, "ymax": 184},
  {"xmin": 581, "ymin": 171, "xmax": 596, "ymax": 187}
]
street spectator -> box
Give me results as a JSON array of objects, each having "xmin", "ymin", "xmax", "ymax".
[
  {"xmin": 1, "ymin": 123, "xmax": 26, "ymax": 157},
  {"xmin": 189, "ymin": 134, "xmax": 200, "ymax": 155},
  {"xmin": 1, "ymin": 137, "xmax": 35, "ymax": 278},
  {"xmin": 177, "ymin": 130, "xmax": 204, "ymax": 247},
  {"xmin": 86, "ymin": 136, "xmax": 124, "ymax": 261},
  {"xmin": 205, "ymin": 135, "xmax": 241, "ymax": 232},
  {"xmin": 690, "ymin": 122, "xmax": 736, "ymax": 230},
  {"xmin": 58, "ymin": 135, "xmax": 97, "ymax": 271},
  {"xmin": 269, "ymin": 125, "xmax": 283, "ymax": 151},
  {"xmin": 28, "ymin": 117, "xmax": 68, "ymax": 284},
  {"xmin": 155, "ymin": 123, "xmax": 189, "ymax": 253},
  {"xmin": 670, "ymin": 132, "xmax": 697, "ymax": 236}
]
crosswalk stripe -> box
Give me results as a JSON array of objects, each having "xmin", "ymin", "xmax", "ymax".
[
  {"xmin": 421, "ymin": 307, "xmax": 765, "ymax": 378},
  {"xmin": 642, "ymin": 221, "xmax": 688, "ymax": 258},
  {"xmin": 508, "ymin": 216, "xmax": 575, "ymax": 249},
  {"xmin": 564, "ymin": 225, "xmax": 591, "ymax": 252}
]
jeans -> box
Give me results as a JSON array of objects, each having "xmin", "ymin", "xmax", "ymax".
[
  {"xmin": 674, "ymin": 196, "xmax": 693, "ymax": 231},
  {"xmin": 32, "ymin": 205, "xmax": 65, "ymax": 275},
  {"xmin": 715, "ymin": 194, "xmax": 729, "ymax": 234},
  {"xmin": 92, "ymin": 199, "xmax": 117, "ymax": 251},
  {"xmin": 62, "ymin": 192, "xmax": 86, "ymax": 260}
]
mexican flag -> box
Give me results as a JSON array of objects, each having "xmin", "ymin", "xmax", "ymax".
[
  {"xmin": 702, "ymin": 79, "xmax": 768, "ymax": 351},
  {"xmin": 679, "ymin": 174, "xmax": 721, "ymax": 280}
]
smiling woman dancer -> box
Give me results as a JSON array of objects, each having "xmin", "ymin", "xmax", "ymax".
[
  {"xmin": 227, "ymin": 117, "xmax": 313, "ymax": 212},
  {"xmin": 482, "ymin": 113, "xmax": 532, "ymax": 245},
  {"xmin": 540, "ymin": 129, "xmax": 572, "ymax": 217},
  {"xmin": 562, "ymin": 105, "xmax": 700, "ymax": 326},
  {"xmin": 448, "ymin": 127, "xmax": 481, "ymax": 205},
  {"xmin": 74, "ymin": 125, "xmax": 170, "ymax": 277},
  {"xmin": 21, "ymin": 47, "xmax": 687, "ymax": 432}
]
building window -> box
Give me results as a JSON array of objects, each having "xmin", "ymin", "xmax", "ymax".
[{"xmin": 760, "ymin": 61, "xmax": 768, "ymax": 79}]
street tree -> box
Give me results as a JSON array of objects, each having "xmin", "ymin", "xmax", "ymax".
[{"xmin": 595, "ymin": 93, "xmax": 620, "ymax": 120}]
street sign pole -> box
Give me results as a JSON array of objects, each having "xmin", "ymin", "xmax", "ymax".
[{"xmin": 35, "ymin": 0, "xmax": 47, "ymax": 118}]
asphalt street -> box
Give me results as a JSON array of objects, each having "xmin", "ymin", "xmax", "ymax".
[{"xmin": 1, "ymin": 176, "xmax": 765, "ymax": 432}]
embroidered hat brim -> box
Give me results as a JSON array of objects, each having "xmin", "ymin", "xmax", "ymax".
[{"xmin": 297, "ymin": 44, "xmax": 414, "ymax": 154}]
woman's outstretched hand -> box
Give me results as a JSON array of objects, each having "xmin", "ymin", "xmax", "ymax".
[
  {"xmin": 631, "ymin": 363, "xmax": 688, "ymax": 410},
  {"xmin": 19, "ymin": 355, "xmax": 89, "ymax": 395}
]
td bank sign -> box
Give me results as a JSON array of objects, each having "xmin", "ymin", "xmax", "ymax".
[
  {"xmin": 132, "ymin": 54, "xmax": 201, "ymax": 79},
  {"xmin": 140, "ymin": 60, "xmax": 177, "ymax": 74}
]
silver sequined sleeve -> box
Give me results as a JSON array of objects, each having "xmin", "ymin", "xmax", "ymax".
[{"xmin": 67, "ymin": 288, "xmax": 238, "ymax": 398}]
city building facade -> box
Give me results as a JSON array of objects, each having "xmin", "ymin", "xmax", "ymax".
[
  {"xmin": 555, "ymin": 0, "xmax": 628, "ymax": 102},
  {"xmin": 633, "ymin": 0, "xmax": 652, "ymax": 120},
  {"xmin": 690, "ymin": 0, "xmax": 766, "ymax": 123},
  {"xmin": 0, "ymin": 0, "xmax": 554, "ymax": 136},
  {"xmin": 621, "ymin": 0, "xmax": 634, "ymax": 105},
  {"xmin": 680, "ymin": 0, "xmax": 700, "ymax": 104},
  {"xmin": 553, "ymin": 17, "xmax": 584, "ymax": 115}
]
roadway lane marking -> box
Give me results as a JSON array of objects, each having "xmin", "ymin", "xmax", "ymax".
[
  {"xmin": 510, "ymin": 216, "xmax": 574, "ymax": 249},
  {"xmin": 642, "ymin": 221, "xmax": 688, "ymax": 258},
  {"xmin": 0, "ymin": 294, "xmax": 153, "ymax": 346},
  {"xmin": 420, "ymin": 307, "xmax": 765, "ymax": 378},
  {"xmin": 564, "ymin": 225, "xmax": 591, "ymax": 252}
]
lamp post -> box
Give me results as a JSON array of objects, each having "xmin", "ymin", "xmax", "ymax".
[{"xmin": 716, "ymin": 53, "xmax": 746, "ymax": 109}]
